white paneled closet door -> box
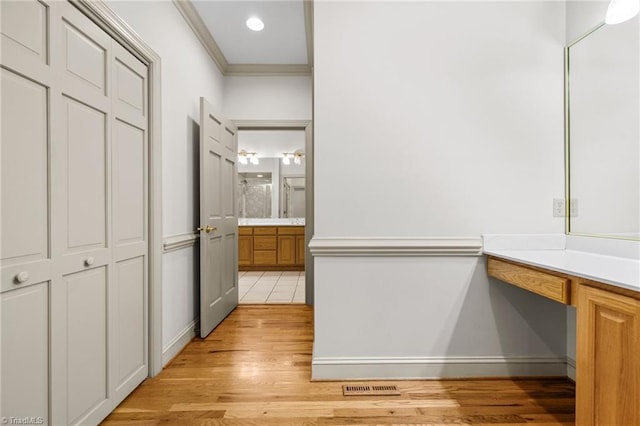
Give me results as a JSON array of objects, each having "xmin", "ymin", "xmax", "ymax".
[{"xmin": 0, "ymin": 1, "xmax": 148, "ymax": 425}]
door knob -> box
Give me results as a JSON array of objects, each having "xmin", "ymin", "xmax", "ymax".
[
  {"xmin": 15, "ymin": 271, "xmax": 29, "ymax": 284},
  {"xmin": 197, "ymin": 225, "xmax": 217, "ymax": 233}
]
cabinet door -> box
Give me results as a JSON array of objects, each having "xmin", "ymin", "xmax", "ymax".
[
  {"xmin": 238, "ymin": 236, "xmax": 253, "ymax": 266},
  {"xmin": 296, "ymin": 235, "xmax": 306, "ymax": 266},
  {"xmin": 277, "ymin": 235, "xmax": 296, "ymax": 265},
  {"xmin": 577, "ymin": 285, "xmax": 640, "ymax": 426}
]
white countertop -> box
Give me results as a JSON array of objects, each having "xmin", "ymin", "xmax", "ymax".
[
  {"xmin": 239, "ymin": 218, "xmax": 305, "ymax": 226},
  {"xmin": 483, "ymin": 234, "xmax": 640, "ymax": 293}
]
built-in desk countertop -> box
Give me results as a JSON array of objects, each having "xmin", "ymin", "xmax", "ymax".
[
  {"xmin": 483, "ymin": 248, "xmax": 640, "ymax": 293},
  {"xmin": 483, "ymin": 234, "xmax": 640, "ymax": 426}
]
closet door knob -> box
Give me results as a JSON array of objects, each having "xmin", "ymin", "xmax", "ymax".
[
  {"xmin": 85, "ymin": 257, "xmax": 95, "ymax": 267},
  {"xmin": 15, "ymin": 271, "xmax": 29, "ymax": 284}
]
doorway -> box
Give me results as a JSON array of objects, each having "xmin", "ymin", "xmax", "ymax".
[{"xmin": 233, "ymin": 121, "xmax": 313, "ymax": 304}]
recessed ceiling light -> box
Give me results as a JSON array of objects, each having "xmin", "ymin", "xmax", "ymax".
[
  {"xmin": 257, "ymin": 174, "xmax": 263, "ymax": 178},
  {"xmin": 246, "ymin": 17, "xmax": 264, "ymax": 32}
]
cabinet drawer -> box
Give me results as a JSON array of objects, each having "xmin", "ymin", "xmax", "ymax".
[
  {"xmin": 254, "ymin": 227, "xmax": 277, "ymax": 236},
  {"xmin": 239, "ymin": 226, "xmax": 253, "ymax": 236},
  {"xmin": 253, "ymin": 250, "xmax": 277, "ymax": 265},
  {"xmin": 254, "ymin": 236, "xmax": 276, "ymax": 250},
  {"xmin": 278, "ymin": 226, "xmax": 304, "ymax": 235},
  {"xmin": 487, "ymin": 257, "xmax": 570, "ymax": 304}
]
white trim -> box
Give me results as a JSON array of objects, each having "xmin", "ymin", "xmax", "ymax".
[
  {"xmin": 226, "ymin": 64, "xmax": 312, "ymax": 76},
  {"xmin": 309, "ymin": 237, "xmax": 483, "ymax": 257},
  {"xmin": 72, "ymin": 0, "xmax": 164, "ymax": 377},
  {"xmin": 566, "ymin": 356, "xmax": 576, "ymax": 382},
  {"xmin": 304, "ymin": 0, "xmax": 314, "ymax": 67},
  {"xmin": 172, "ymin": 0, "xmax": 227, "ymax": 73},
  {"xmin": 162, "ymin": 320, "xmax": 198, "ymax": 367},
  {"xmin": 234, "ymin": 119, "xmax": 311, "ymax": 130},
  {"xmin": 172, "ymin": 0, "xmax": 312, "ymax": 76},
  {"xmin": 163, "ymin": 232, "xmax": 199, "ymax": 253},
  {"xmin": 311, "ymin": 356, "xmax": 569, "ymax": 380}
]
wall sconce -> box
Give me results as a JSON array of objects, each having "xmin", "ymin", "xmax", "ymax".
[
  {"xmin": 605, "ymin": 0, "xmax": 639, "ymax": 24},
  {"xmin": 238, "ymin": 150, "xmax": 259, "ymax": 165},
  {"xmin": 282, "ymin": 151, "xmax": 304, "ymax": 165}
]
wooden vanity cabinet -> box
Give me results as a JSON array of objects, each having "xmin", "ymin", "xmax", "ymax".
[
  {"xmin": 239, "ymin": 226, "xmax": 305, "ymax": 271},
  {"xmin": 277, "ymin": 227, "xmax": 304, "ymax": 266},
  {"xmin": 252, "ymin": 227, "xmax": 277, "ymax": 266},
  {"xmin": 296, "ymin": 235, "xmax": 306, "ymax": 265},
  {"xmin": 576, "ymin": 284, "xmax": 640, "ymax": 426},
  {"xmin": 238, "ymin": 227, "xmax": 253, "ymax": 266},
  {"xmin": 487, "ymin": 256, "xmax": 640, "ymax": 426}
]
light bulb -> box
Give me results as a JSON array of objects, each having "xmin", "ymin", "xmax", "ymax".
[
  {"xmin": 605, "ymin": 0, "xmax": 640, "ymax": 24},
  {"xmin": 294, "ymin": 156, "xmax": 301, "ymax": 165},
  {"xmin": 250, "ymin": 156, "xmax": 259, "ymax": 165},
  {"xmin": 282, "ymin": 156, "xmax": 290, "ymax": 165},
  {"xmin": 239, "ymin": 156, "xmax": 248, "ymax": 165},
  {"xmin": 246, "ymin": 17, "xmax": 264, "ymax": 31}
]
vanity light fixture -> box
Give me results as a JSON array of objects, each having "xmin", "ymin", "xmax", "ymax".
[
  {"xmin": 246, "ymin": 16, "xmax": 265, "ymax": 32},
  {"xmin": 281, "ymin": 151, "xmax": 304, "ymax": 165},
  {"xmin": 238, "ymin": 150, "xmax": 259, "ymax": 165},
  {"xmin": 605, "ymin": 0, "xmax": 639, "ymax": 24}
]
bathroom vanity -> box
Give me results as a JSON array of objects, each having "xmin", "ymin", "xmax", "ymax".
[
  {"xmin": 485, "ymin": 236, "xmax": 640, "ymax": 425},
  {"xmin": 239, "ymin": 222, "xmax": 305, "ymax": 271}
]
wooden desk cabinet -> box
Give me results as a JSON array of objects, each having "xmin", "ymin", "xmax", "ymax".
[
  {"xmin": 488, "ymin": 256, "xmax": 640, "ymax": 425},
  {"xmin": 239, "ymin": 226, "xmax": 305, "ymax": 271}
]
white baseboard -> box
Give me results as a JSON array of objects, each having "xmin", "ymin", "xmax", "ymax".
[
  {"xmin": 566, "ymin": 356, "xmax": 576, "ymax": 382},
  {"xmin": 162, "ymin": 319, "xmax": 198, "ymax": 367},
  {"xmin": 312, "ymin": 356, "xmax": 569, "ymax": 380}
]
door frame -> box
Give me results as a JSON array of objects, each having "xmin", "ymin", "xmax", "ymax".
[
  {"xmin": 233, "ymin": 120, "xmax": 314, "ymax": 304},
  {"xmin": 71, "ymin": 0, "xmax": 164, "ymax": 376}
]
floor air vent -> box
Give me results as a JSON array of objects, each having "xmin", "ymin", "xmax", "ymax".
[{"xmin": 342, "ymin": 384, "xmax": 400, "ymax": 396}]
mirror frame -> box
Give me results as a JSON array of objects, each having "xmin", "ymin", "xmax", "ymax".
[{"xmin": 564, "ymin": 21, "xmax": 640, "ymax": 241}]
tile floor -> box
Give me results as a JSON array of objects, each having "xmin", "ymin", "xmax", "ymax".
[{"xmin": 239, "ymin": 271, "xmax": 305, "ymax": 304}]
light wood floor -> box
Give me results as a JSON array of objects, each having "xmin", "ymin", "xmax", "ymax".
[{"xmin": 102, "ymin": 305, "xmax": 575, "ymax": 425}]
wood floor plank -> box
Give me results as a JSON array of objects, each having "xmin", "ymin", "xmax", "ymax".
[{"xmin": 101, "ymin": 305, "xmax": 574, "ymax": 426}]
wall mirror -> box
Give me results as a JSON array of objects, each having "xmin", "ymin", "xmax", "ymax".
[
  {"xmin": 566, "ymin": 16, "xmax": 639, "ymax": 240},
  {"xmin": 237, "ymin": 130, "xmax": 306, "ymax": 220}
]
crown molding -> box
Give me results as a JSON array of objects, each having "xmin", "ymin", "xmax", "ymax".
[
  {"xmin": 172, "ymin": 0, "xmax": 312, "ymax": 77},
  {"xmin": 232, "ymin": 120, "xmax": 311, "ymax": 130},
  {"xmin": 226, "ymin": 63, "xmax": 312, "ymax": 77},
  {"xmin": 172, "ymin": 0, "xmax": 228, "ymax": 74}
]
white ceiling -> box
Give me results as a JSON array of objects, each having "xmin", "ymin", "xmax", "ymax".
[
  {"xmin": 238, "ymin": 130, "xmax": 305, "ymax": 158},
  {"xmin": 191, "ymin": 0, "xmax": 308, "ymax": 65}
]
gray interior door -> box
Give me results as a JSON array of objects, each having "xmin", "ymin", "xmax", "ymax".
[{"xmin": 199, "ymin": 97, "xmax": 238, "ymax": 338}]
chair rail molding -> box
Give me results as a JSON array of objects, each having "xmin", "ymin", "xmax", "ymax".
[
  {"xmin": 309, "ymin": 237, "xmax": 484, "ymax": 257},
  {"xmin": 163, "ymin": 232, "xmax": 199, "ymax": 253}
]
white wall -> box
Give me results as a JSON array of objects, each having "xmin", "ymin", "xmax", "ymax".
[
  {"xmin": 566, "ymin": 0, "xmax": 608, "ymax": 42},
  {"xmin": 105, "ymin": 1, "xmax": 225, "ymax": 356},
  {"xmin": 224, "ymin": 76, "xmax": 312, "ymax": 121},
  {"xmin": 313, "ymin": 1, "xmax": 568, "ymax": 379}
]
